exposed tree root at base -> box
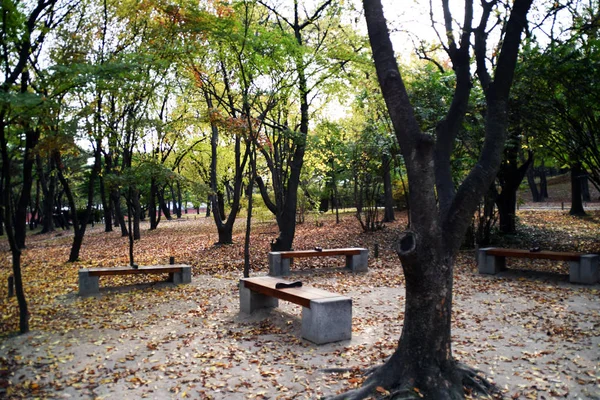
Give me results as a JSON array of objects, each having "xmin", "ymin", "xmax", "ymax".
[{"xmin": 325, "ymin": 361, "xmax": 501, "ymax": 400}]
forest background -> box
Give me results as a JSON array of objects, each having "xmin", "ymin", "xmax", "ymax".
[{"xmin": 1, "ymin": 0, "xmax": 600, "ymax": 398}]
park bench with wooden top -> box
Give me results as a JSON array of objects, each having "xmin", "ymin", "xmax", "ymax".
[
  {"xmin": 78, "ymin": 265, "xmax": 192, "ymax": 295},
  {"xmin": 239, "ymin": 276, "xmax": 352, "ymax": 344},
  {"xmin": 478, "ymin": 247, "xmax": 599, "ymax": 284},
  {"xmin": 268, "ymin": 247, "xmax": 368, "ymax": 276}
]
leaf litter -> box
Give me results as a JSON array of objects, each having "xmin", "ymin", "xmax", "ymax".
[{"xmin": 0, "ymin": 210, "xmax": 599, "ymax": 399}]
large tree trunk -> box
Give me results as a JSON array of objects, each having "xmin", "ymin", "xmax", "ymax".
[
  {"xmin": 495, "ymin": 151, "xmax": 532, "ymax": 234},
  {"xmin": 569, "ymin": 163, "xmax": 586, "ymax": 216},
  {"xmin": 331, "ymin": 0, "xmax": 533, "ymax": 398},
  {"xmin": 364, "ymin": 250, "xmax": 459, "ymax": 398},
  {"xmin": 496, "ymin": 187, "xmax": 517, "ymax": 233},
  {"xmin": 159, "ymin": 187, "xmax": 172, "ymax": 220}
]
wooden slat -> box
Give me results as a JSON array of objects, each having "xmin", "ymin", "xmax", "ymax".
[
  {"xmin": 243, "ymin": 276, "xmax": 343, "ymax": 308},
  {"xmin": 279, "ymin": 248, "xmax": 361, "ymax": 259},
  {"xmin": 486, "ymin": 248, "xmax": 581, "ymax": 262},
  {"xmin": 87, "ymin": 266, "xmax": 183, "ymax": 277}
]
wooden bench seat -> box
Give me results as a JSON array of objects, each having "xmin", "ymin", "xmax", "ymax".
[
  {"xmin": 239, "ymin": 276, "xmax": 352, "ymax": 344},
  {"xmin": 268, "ymin": 247, "xmax": 368, "ymax": 276},
  {"xmin": 478, "ymin": 247, "xmax": 599, "ymax": 284},
  {"xmin": 78, "ymin": 265, "xmax": 192, "ymax": 295}
]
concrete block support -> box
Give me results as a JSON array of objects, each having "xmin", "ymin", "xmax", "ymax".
[
  {"xmin": 569, "ymin": 254, "xmax": 599, "ymax": 284},
  {"xmin": 346, "ymin": 248, "xmax": 369, "ymax": 272},
  {"xmin": 239, "ymin": 280, "xmax": 279, "ymax": 314},
  {"xmin": 301, "ymin": 297, "xmax": 352, "ymax": 344},
  {"xmin": 268, "ymin": 252, "xmax": 291, "ymax": 276},
  {"xmin": 78, "ymin": 269, "xmax": 99, "ymax": 296},
  {"xmin": 170, "ymin": 265, "xmax": 192, "ymax": 284},
  {"xmin": 477, "ymin": 247, "xmax": 506, "ymax": 275}
]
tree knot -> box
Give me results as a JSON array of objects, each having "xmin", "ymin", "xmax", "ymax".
[{"xmin": 396, "ymin": 231, "xmax": 417, "ymax": 256}]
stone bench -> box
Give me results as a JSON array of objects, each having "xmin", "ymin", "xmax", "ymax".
[
  {"xmin": 78, "ymin": 265, "xmax": 192, "ymax": 295},
  {"xmin": 268, "ymin": 248, "xmax": 368, "ymax": 276},
  {"xmin": 478, "ymin": 248, "xmax": 599, "ymax": 284},
  {"xmin": 239, "ymin": 276, "xmax": 352, "ymax": 344}
]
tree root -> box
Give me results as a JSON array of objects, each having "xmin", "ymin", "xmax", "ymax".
[
  {"xmin": 457, "ymin": 362, "xmax": 501, "ymax": 398},
  {"xmin": 325, "ymin": 360, "xmax": 501, "ymax": 400},
  {"xmin": 319, "ymin": 367, "xmax": 356, "ymax": 374},
  {"xmin": 327, "ymin": 381, "xmax": 420, "ymax": 400},
  {"xmin": 326, "ymin": 381, "xmax": 379, "ymax": 400}
]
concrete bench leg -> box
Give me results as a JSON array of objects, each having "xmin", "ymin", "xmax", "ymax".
[
  {"xmin": 170, "ymin": 265, "xmax": 192, "ymax": 284},
  {"xmin": 268, "ymin": 252, "xmax": 291, "ymax": 276},
  {"xmin": 478, "ymin": 248, "xmax": 506, "ymax": 275},
  {"xmin": 569, "ymin": 254, "xmax": 599, "ymax": 284},
  {"xmin": 346, "ymin": 248, "xmax": 369, "ymax": 272},
  {"xmin": 239, "ymin": 280, "xmax": 278, "ymax": 314},
  {"xmin": 302, "ymin": 297, "xmax": 352, "ymax": 344},
  {"xmin": 78, "ymin": 269, "xmax": 99, "ymax": 295}
]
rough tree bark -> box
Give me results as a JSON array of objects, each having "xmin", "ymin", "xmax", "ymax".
[{"xmin": 330, "ymin": 0, "xmax": 532, "ymax": 398}]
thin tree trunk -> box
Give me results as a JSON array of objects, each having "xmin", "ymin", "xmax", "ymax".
[
  {"xmin": 176, "ymin": 180, "xmax": 183, "ymax": 218},
  {"xmin": 382, "ymin": 154, "xmax": 395, "ymax": 222},
  {"xmin": 570, "ymin": 163, "xmax": 586, "ymax": 216},
  {"xmin": 244, "ymin": 144, "xmax": 256, "ymax": 278},
  {"xmin": 112, "ymin": 189, "xmax": 128, "ymax": 236},
  {"xmin": 100, "ymin": 174, "xmax": 112, "ymax": 232},
  {"xmin": 132, "ymin": 188, "xmax": 141, "ymax": 240},
  {"xmin": 37, "ymin": 155, "xmax": 56, "ymax": 233},
  {"xmin": 1, "ymin": 116, "xmax": 29, "ymax": 334},
  {"xmin": 15, "ymin": 127, "xmax": 39, "ymax": 249},
  {"xmin": 581, "ymin": 170, "xmax": 591, "ymax": 202},
  {"xmin": 128, "ymin": 187, "xmax": 136, "ymax": 267},
  {"xmin": 149, "ymin": 177, "xmax": 159, "ymax": 229},
  {"xmin": 539, "ymin": 160, "xmax": 548, "ymax": 199},
  {"xmin": 526, "ymin": 164, "xmax": 541, "ymax": 202}
]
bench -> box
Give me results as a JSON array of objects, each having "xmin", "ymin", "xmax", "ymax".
[
  {"xmin": 239, "ymin": 276, "xmax": 352, "ymax": 344},
  {"xmin": 478, "ymin": 248, "xmax": 599, "ymax": 284},
  {"xmin": 78, "ymin": 265, "xmax": 192, "ymax": 295},
  {"xmin": 268, "ymin": 248, "xmax": 368, "ymax": 276}
]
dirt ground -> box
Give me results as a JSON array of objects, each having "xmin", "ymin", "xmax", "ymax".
[
  {"xmin": 1, "ymin": 210, "xmax": 599, "ymax": 399},
  {"xmin": 1, "ymin": 263, "xmax": 599, "ymax": 399}
]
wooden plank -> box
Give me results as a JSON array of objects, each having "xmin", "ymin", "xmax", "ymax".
[
  {"xmin": 243, "ymin": 277, "xmax": 343, "ymax": 308},
  {"xmin": 486, "ymin": 248, "xmax": 581, "ymax": 262},
  {"xmin": 279, "ymin": 248, "xmax": 361, "ymax": 259},
  {"xmin": 88, "ymin": 266, "xmax": 183, "ymax": 277}
]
